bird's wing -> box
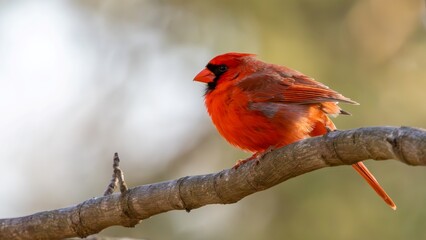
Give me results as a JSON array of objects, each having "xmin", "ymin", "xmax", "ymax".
[{"xmin": 236, "ymin": 67, "xmax": 358, "ymax": 105}]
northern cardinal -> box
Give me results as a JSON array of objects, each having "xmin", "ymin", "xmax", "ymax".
[{"xmin": 194, "ymin": 52, "xmax": 396, "ymax": 210}]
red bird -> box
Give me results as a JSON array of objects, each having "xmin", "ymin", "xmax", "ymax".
[{"xmin": 194, "ymin": 52, "xmax": 396, "ymax": 210}]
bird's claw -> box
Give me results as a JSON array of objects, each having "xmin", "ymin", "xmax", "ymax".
[
  {"xmin": 233, "ymin": 159, "xmax": 249, "ymax": 170},
  {"xmin": 233, "ymin": 148, "xmax": 274, "ymax": 170},
  {"xmin": 325, "ymin": 126, "xmax": 334, "ymax": 133},
  {"xmin": 233, "ymin": 158, "xmax": 261, "ymax": 170}
]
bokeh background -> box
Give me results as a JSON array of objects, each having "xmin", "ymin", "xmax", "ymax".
[{"xmin": 1, "ymin": 0, "xmax": 425, "ymax": 239}]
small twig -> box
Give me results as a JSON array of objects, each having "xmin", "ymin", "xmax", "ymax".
[
  {"xmin": 104, "ymin": 152, "xmax": 128, "ymax": 196},
  {"xmin": 115, "ymin": 153, "xmax": 128, "ymax": 193}
]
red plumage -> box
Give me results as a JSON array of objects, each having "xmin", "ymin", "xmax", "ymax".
[{"xmin": 194, "ymin": 52, "xmax": 395, "ymax": 210}]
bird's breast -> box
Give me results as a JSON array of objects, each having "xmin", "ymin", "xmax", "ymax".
[{"xmin": 204, "ymin": 85, "xmax": 315, "ymax": 152}]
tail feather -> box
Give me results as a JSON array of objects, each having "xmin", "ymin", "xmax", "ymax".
[
  {"xmin": 352, "ymin": 162, "xmax": 397, "ymax": 210},
  {"xmin": 310, "ymin": 115, "xmax": 396, "ymax": 210}
]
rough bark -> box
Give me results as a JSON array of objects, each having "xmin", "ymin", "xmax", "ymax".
[{"xmin": 1, "ymin": 126, "xmax": 425, "ymax": 239}]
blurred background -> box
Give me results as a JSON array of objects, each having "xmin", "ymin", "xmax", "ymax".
[{"xmin": 0, "ymin": 0, "xmax": 425, "ymax": 239}]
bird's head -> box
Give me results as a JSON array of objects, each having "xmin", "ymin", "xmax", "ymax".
[{"xmin": 194, "ymin": 52, "xmax": 256, "ymax": 93}]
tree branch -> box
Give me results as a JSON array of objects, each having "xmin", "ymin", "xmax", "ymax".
[{"xmin": 1, "ymin": 126, "xmax": 425, "ymax": 239}]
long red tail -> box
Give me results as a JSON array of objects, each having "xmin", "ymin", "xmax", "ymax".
[
  {"xmin": 311, "ymin": 116, "xmax": 396, "ymax": 210},
  {"xmin": 352, "ymin": 162, "xmax": 396, "ymax": 210}
]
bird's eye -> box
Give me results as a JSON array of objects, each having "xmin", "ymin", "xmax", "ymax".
[
  {"xmin": 218, "ymin": 65, "xmax": 228, "ymax": 73},
  {"xmin": 206, "ymin": 63, "xmax": 228, "ymax": 77}
]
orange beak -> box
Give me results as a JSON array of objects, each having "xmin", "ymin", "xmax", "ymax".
[{"xmin": 194, "ymin": 68, "xmax": 215, "ymax": 83}]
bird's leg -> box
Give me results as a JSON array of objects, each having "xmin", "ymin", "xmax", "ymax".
[{"xmin": 233, "ymin": 146, "xmax": 275, "ymax": 170}]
